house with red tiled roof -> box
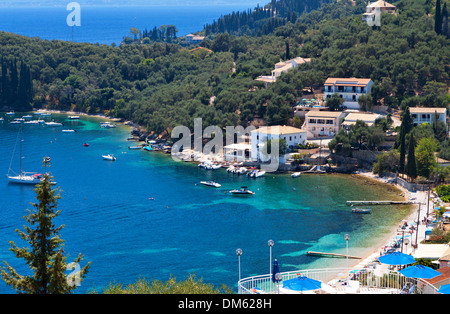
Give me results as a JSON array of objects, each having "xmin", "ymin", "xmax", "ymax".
[{"xmin": 324, "ymin": 77, "xmax": 374, "ymax": 110}]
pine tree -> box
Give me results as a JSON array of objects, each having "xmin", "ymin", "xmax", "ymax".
[
  {"xmin": 435, "ymin": 0, "xmax": 442, "ymax": 34},
  {"xmin": 406, "ymin": 133, "xmax": 417, "ymax": 181},
  {"xmin": 398, "ymin": 107, "xmax": 412, "ymax": 173},
  {"xmin": 0, "ymin": 171, "xmax": 90, "ymax": 294}
]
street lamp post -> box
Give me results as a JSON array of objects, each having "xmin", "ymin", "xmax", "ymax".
[
  {"xmin": 268, "ymin": 240, "xmax": 274, "ymax": 276},
  {"xmin": 236, "ymin": 248, "xmax": 242, "ymax": 282},
  {"xmin": 344, "ymin": 234, "xmax": 350, "ymax": 283}
]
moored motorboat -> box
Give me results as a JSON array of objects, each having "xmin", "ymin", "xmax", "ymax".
[
  {"xmin": 102, "ymin": 154, "xmax": 116, "ymax": 161},
  {"xmin": 254, "ymin": 170, "xmax": 266, "ymax": 177},
  {"xmin": 352, "ymin": 207, "xmax": 371, "ymax": 214},
  {"xmin": 83, "ymin": 143, "xmax": 89, "ymax": 147},
  {"xmin": 291, "ymin": 172, "xmax": 301, "ymax": 178},
  {"xmin": 128, "ymin": 146, "xmax": 142, "ymax": 150},
  {"xmin": 68, "ymin": 115, "xmax": 80, "ymax": 119},
  {"xmin": 62, "ymin": 129, "xmax": 76, "ymax": 133},
  {"xmin": 200, "ymin": 181, "xmax": 221, "ymax": 188},
  {"xmin": 230, "ymin": 186, "xmax": 255, "ymax": 195},
  {"xmin": 45, "ymin": 121, "xmax": 63, "ymax": 126}
]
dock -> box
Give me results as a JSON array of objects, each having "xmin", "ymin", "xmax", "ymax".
[
  {"xmin": 346, "ymin": 200, "xmax": 415, "ymax": 206},
  {"xmin": 307, "ymin": 251, "xmax": 362, "ymax": 259}
]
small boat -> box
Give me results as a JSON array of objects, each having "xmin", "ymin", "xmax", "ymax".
[
  {"xmin": 68, "ymin": 115, "xmax": 80, "ymax": 119},
  {"xmin": 45, "ymin": 121, "xmax": 63, "ymax": 126},
  {"xmin": 128, "ymin": 146, "xmax": 142, "ymax": 150},
  {"xmin": 237, "ymin": 167, "xmax": 247, "ymax": 175},
  {"xmin": 102, "ymin": 154, "xmax": 116, "ymax": 161},
  {"xmin": 291, "ymin": 172, "xmax": 301, "ymax": 178},
  {"xmin": 230, "ymin": 186, "xmax": 255, "ymax": 195},
  {"xmin": 6, "ymin": 111, "xmax": 15, "ymax": 116},
  {"xmin": 100, "ymin": 122, "xmax": 116, "ymax": 128},
  {"xmin": 10, "ymin": 120, "xmax": 22, "ymax": 124},
  {"xmin": 83, "ymin": 143, "xmax": 89, "ymax": 147},
  {"xmin": 254, "ymin": 170, "xmax": 266, "ymax": 177},
  {"xmin": 22, "ymin": 115, "xmax": 32, "ymax": 119},
  {"xmin": 62, "ymin": 129, "xmax": 76, "ymax": 133},
  {"xmin": 200, "ymin": 181, "xmax": 221, "ymax": 188},
  {"xmin": 352, "ymin": 208, "xmax": 371, "ymax": 214},
  {"xmin": 210, "ymin": 163, "xmax": 222, "ymax": 170},
  {"xmin": 143, "ymin": 145, "xmax": 152, "ymax": 151}
]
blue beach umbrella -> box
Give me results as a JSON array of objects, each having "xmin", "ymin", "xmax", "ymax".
[
  {"xmin": 378, "ymin": 251, "xmax": 416, "ymax": 265},
  {"xmin": 282, "ymin": 276, "xmax": 322, "ymax": 292},
  {"xmin": 399, "ymin": 265, "xmax": 441, "ymax": 279},
  {"xmin": 272, "ymin": 259, "xmax": 280, "ymax": 283},
  {"xmin": 438, "ymin": 284, "xmax": 450, "ymax": 294}
]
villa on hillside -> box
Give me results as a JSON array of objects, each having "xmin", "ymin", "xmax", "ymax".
[
  {"xmin": 256, "ymin": 57, "xmax": 311, "ymax": 87},
  {"xmin": 250, "ymin": 125, "xmax": 307, "ymax": 162},
  {"xmin": 362, "ymin": 0, "xmax": 396, "ymax": 21},
  {"xmin": 302, "ymin": 111, "xmax": 347, "ymax": 139},
  {"xmin": 324, "ymin": 78, "xmax": 374, "ymax": 110},
  {"xmin": 185, "ymin": 34, "xmax": 205, "ymax": 44},
  {"xmin": 409, "ymin": 107, "xmax": 447, "ymax": 129}
]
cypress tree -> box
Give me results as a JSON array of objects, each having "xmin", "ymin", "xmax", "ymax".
[
  {"xmin": 405, "ymin": 133, "xmax": 417, "ymax": 181},
  {"xmin": 435, "ymin": 0, "xmax": 442, "ymax": 34},
  {"xmin": 0, "ymin": 172, "xmax": 90, "ymax": 294},
  {"xmin": 443, "ymin": 2, "xmax": 449, "ymax": 38}
]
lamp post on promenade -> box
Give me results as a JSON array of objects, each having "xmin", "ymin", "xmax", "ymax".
[
  {"xmin": 236, "ymin": 248, "xmax": 242, "ymax": 282},
  {"xmin": 344, "ymin": 234, "xmax": 350, "ymax": 284},
  {"xmin": 268, "ymin": 240, "xmax": 274, "ymax": 276}
]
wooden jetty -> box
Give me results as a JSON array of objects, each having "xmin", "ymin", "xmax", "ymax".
[
  {"xmin": 346, "ymin": 200, "xmax": 415, "ymax": 206},
  {"xmin": 307, "ymin": 251, "xmax": 362, "ymax": 259}
]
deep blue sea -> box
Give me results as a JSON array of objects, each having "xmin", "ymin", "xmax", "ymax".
[
  {"xmin": 0, "ymin": 5, "xmax": 254, "ymax": 45},
  {"xmin": 0, "ymin": 113, "xmax": 411, "ymax": 293}
]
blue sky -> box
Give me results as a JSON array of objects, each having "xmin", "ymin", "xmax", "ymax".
[{"xmin": 0, "ymin": 0, "xmax": 265, "ymax": 7}]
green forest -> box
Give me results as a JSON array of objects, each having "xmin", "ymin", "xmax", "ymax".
[{"xmin": 0, "ymin": 0, "xmax": 448, "ymax": 137}]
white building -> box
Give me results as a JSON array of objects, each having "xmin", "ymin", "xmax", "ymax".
[
  {"xmin": 324, "ymin": 78, "xmax": 374, "ymax": 110},
  {"xmin": 256, "ymin": 57, "xmax": 311, "ymax": 87},
  {"xmin": 251, "ymin": 126, "xmax": 307, "ymax": 162},
  {"xmin": 409, "ymin": 107, "xmax": 447, "ymax": 128},
  {"xmin": 302, "ymin": 111, "xmax": 347, "ymax": 139}
]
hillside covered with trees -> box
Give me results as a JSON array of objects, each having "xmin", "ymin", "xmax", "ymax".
[{"xmin": 0, "ymin": 0, "xmax": 448, "ymax": 137}]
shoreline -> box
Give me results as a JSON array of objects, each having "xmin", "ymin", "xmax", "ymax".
[{"xmin": 349, "ymin": 170, "xmax": 431, "ymax": 272}]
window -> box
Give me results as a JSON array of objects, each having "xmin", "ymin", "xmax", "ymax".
[
  {"xmin": 309, "ymin": 119, "xmax": 317, "ymax": 124},
  {"xmin": 326, "ymin": 120, "xmax": 333, "ymax": 125}
]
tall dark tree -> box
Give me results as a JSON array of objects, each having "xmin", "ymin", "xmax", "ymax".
[
  {"xmin": 435, "ymin": 0, "xmax": 442, "ymax": 34},
  {"xmin": 398, "ymin": 107, "xmax": 413, "ymax": 173},
  {"xmin": 405, "ymin": 132, "xmax": 417, "ymax": 181},
  {"xmin": 443, "ymin": 2, "xmax": 449, "ymax": 38},
  {"xmin": 0, "ymin": 173, "xmax": 90, "ymax": 294}
]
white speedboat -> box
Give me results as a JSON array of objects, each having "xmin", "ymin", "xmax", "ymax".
[
  {"xmin": 200, "ymin": 181, "xmax": 221, "ymax": 188},
  {"xmin": 210, "ymin": 163, "xmax": 222, "ymax": 170},
  {"xmin": 291, "ymin": 172, "xmax": 301, "ymax": 178},
  {"xmin": 100, "ymin": 122, "xmax": 116, "ymax": 128},
  {"xmin": 45, "ymin": 121, "xmax": 63, "ymax": 126},
  {"xmin": 68, "ymin": 115, "xmax": 80, "ymax": 119},
  {"xmin": 254, "ymin": 170, "xmax": 266, "ymax": 177},
  {"xmin": 230, "ymin": 186, "xmax": 255, "ymax": 195},
  {"xmin": 102, "ymin": 154, "xmax": 116, "ymax": 161},
  {"xmin": 237, "ymin": 167, "xmax": 247, "ymax": 175},
  {"xmin": 62, "ymin": 129, "xmax": 76, "ymax": 133}
]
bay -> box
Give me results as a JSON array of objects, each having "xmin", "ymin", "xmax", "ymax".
[{"xmin": 0, "ymin": 113, "xmax": 411, "ymax": 293}]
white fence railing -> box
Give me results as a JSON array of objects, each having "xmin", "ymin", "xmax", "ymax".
[{"xmin": 238, "ymin": 268, "xmax": 440, "ymax": 294}]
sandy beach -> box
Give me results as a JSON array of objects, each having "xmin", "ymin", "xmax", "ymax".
[{"xmin": 350, "ymin": 170, "xmax": 433, "ymax": 271}]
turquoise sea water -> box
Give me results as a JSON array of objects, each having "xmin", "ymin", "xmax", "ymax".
[{"xmin": 0, "ymin": 113, "xmax": 412, "ymax": 293}]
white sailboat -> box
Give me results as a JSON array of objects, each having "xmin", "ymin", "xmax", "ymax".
[{"xmin": 7, "ymin": 129, "xmax": 44, "ymax": 184}]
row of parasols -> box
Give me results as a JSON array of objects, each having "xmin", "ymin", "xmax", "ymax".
[{"xmin": 270, "ymin": 251, "xmax": 450, "ymax": 294}]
